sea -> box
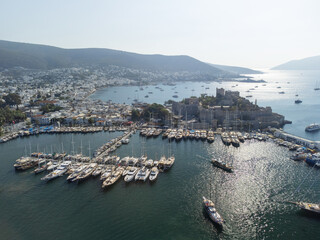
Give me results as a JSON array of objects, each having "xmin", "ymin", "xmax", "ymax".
[
  {"xmin": 1, "ymin": 70, "xmax": 320, "ymax": 240},
  {"xmin": 91, "ymin": 70, "xmax": 320, "ymax": 141}
]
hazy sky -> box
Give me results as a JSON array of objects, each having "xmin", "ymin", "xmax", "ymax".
[{"xmin": 1, "ymin": 0, "xmax": 319, "ymax": 69}]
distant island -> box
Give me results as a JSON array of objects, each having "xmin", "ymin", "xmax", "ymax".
[{"xmin": 272, "ymin": 55, "xmax": 320, "ymax": 70}]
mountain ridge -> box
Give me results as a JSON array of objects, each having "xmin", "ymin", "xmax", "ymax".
[
  {"xmin": 0, "ymin": 40, "xmax": 224, "ymax": 74},
  {"xmin": 208, "ymin": 63, "xmax": 262, "ymax": 74},
  {"xmin": 272, "ymin": 55, "xmax": 320, "ymax": 70}
]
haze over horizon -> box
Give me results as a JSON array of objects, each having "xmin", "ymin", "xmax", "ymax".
[{"xmin": 1, "ymin": 0, "xmax": 319, "ymax": 69}]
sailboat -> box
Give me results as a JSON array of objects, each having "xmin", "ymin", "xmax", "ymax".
[
  {"xmin": 203, "ymin": 181, "xmax": 224, "ymax": 227},
  {"xmin": 314, "ymin": 81, "xmax": 320, "ymax": 91},
  {"xmin": 288, "ymin": 201, "xmax": 320, "ymax": 216},
  {"xmin": 203, "ymin": 196, "xmax": 225, "ymax": 227}
]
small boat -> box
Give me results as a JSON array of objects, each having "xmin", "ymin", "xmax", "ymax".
[
  {"xmin": 145, "ymin": 159, "xmax": 154, "ymax": 168},
  {"xmin": 164, "ymin": 156, "xmax": 175, "ymax": 170},
  {"xmin": 305, "ymin": 123, "xmax": 320, "ymax": 132},
  {"xmin": 289, "ymin": 201, "xmax": 320, "ymax": 216},
  {"xmin": 100, "ymin": 166, "xmax": 115, "ymax": 181},
  {"xmin": 149, "ymin": 167, "xmax": 159, "ymax": 181},
  {"xmin": 67, "ymin": 164, "xmax": 87, "ymax": 181},
  {"xmin": 33, "ymin": 160, "xmax": 47, "ymax": 174},
  {"xmin": 135, "ymin": 167, "xmax": 151, "ymax": 181},
  {"xmin": 295, "ymin": 99, "xmax": 302, "ymax": 104},
  {"xmin": 92, "ymin": 165, "xmax": 104, "ymax": 177},
  {"xmin": 211, "ymin": 158, "xmax": 233, "ymax": 172},
  {"xmin": 121, "ymin": 138, "xmax": 130, "ymax": 144},
  {"xmin": 124, "ymin": 167, "xmax": 139, "ymax": 182},
  {"xmin": 102, "ymin": 167, "xmax": 124, "ymax": 188},
  {"xmin": 73, "ymin": 163, "xmax": 97, "ymax": 182},
  {"xmin": 279, "ymin": 91, "xmax": 285, "ymax": 94},
  {"xmin": 298, "ymin": 202, "xmax": 320, "ymax": 215},
  {"xmin": 231, "ymin": 137, "xmax": 240, "ymax": 147},
  {"xmin": 203, "ymin": 196, "xmax": 224, "ymax": 227},
  {"xmin": 41, "ymin": 161, "xmax": 71, "ymax": 181},
  {"xmin": 47, "ymin": 161, "xmax": 59, "ymax": 171}
]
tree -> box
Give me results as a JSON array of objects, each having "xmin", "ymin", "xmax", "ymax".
[
  {"xmin": 141, "ymin": 103, "xmax": 169, "ymax": 122},
  {"xmin": 88, "ymin": 118, "xmax": 95, "ymax": 125},
  {"xmin": 3, "ymin": 93, "xmax": 21, "ymax": 108},
  {"xmin": 131, "ymin": 109, "xmax": 141, "ymax": 121}
]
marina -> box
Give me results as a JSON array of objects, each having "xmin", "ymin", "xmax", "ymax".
[
  {"xmin": 1, "ymin": 71, "xmax": 320, "ymax": 239},
  {"xmin": 1, "ymin": 128, "xmax": 320, "ymax": 239}
]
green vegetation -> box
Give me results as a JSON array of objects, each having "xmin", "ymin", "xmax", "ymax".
[
  {"xmin": 131, "ymin": 109, "xmax": 141, "ymax": 121},
  {"xmin": 132, "ymin": 103, "xmax": 169, "ymax": 123},
  {"xmin": 198, "ymin": 94, "xmax": 217, "ymax": 108},
  {"xmin": 0, "ymin": 106, "xmax": 26, "ymax": 127},
  {"xmin": 197, "ymin": 94, "xmax": 260, "ymax": 111},
  {"xmin": 2, "ymin": 93, "xmax": 21, "ymax": 108},
  {"xmin": 0, "ymin": 93, "xmax": 25, "ymax": 129},
  {"xmin": 40, "ymin": 104, "xmax": 63, "ymax": 114}
]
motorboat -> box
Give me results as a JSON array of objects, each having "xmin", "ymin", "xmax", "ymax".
[
  {"xmin": 149, "ymin": 167, "xmax": 159, "ymax": 181},
  {"xmin": 102, "ymin": 167, "xmax": 124, "ymax": 188},
  {"xmin": 41, "ymin": 161, "xmax": 71, "ymax": 181},
  {"xmin": 67, "ymin": 164, "xmax": 87, "ymax": 181},
  {"xmin": 135, "ymin": 167, "xmax": 151, "ymax": 181},
  {"xmin": 124, "ymin": 167, "xmax": 139, "ymax": 182},
  {"xmin": 305, "ymin": 123, "xmax": 320, "ymax": 132},
  {"xmin": 203, "ymin": 196, "xmax": 224, "ymax": 227},
  {"xmin": 92, "ymin": 165, "xmax": 104, "ymax": 177}
]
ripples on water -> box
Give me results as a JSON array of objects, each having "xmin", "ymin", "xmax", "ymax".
[{"xmin": 0, "ymin": 132, "xmax": 320, "ymax": 239}]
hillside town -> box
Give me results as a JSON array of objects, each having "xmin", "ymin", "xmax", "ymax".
[{"xmin": 0, "ymin": 63, "xmax": 289, "ymax": 142}]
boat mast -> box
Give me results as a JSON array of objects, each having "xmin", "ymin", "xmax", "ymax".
[
  {"xmin": 71, "ymin": 135, "xmax": 75, "ymax": 156},
  {"xmin": 80, "ymin": 139, "xmax": 83, "ymax": 156},
  {"xmin": 88, "ymin": 141, "xmax": 91, "ymax": 160}
]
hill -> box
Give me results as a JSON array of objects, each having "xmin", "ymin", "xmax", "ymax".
[
  {"xmin": 209, "ymin": 63, "xmax": 262, "ymax": 74},
  {"xmin": 0, "ymin": 40, "xmax": 225, "ymax": 74},
  {"xmin": 272, "ymin": 55, "xmax": 320, "ymax": 70}
]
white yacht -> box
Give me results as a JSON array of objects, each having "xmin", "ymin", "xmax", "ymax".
[
  {"xmin": 149, "ymin": 167, "xmax": 159, "ymax": 181},
  {"xmin": 127, "ymin": 157, "xmax": 138, "ymax": 166},
  {"xmin": 73, "ymin": 163, "xmax": 97, "ymax": 182},
  {"xmin": 145, "ymin": 159, "xmax": 154, "ymax": 168},
  {"xmin": 92, "ymin": 165, "xmax": 104, "ymax": 177},
  {"xmin": 305, "ymin": 123, "xmax": 320, "ymax": 132},
  {"xmin": 47, "ymin": 161, "xmax": 59, "ymax": 171},
  {"xmin": 121, "ymin": 138, "xmax": 130, "ymax": 144},
  {"xmin": 100, "ymin": 166, "xmax": 115, "ymax": 181},
  {"xmin": 135, "ymin": 167, "xmax": 151, "ymax": 181},
  {"xmin": 41, "ymin": 161, "xmax": 71, "ymax": 181},
  {"xmin": 67, "ymin": 164, "xmax": 87, "ymax": 181},
  {"xmin": 102, "ymin": 167, "xmax": 124, "ymax": 188},
  {"xmin": 122, "ymin": 166, "xmax": 132, "ymax": 176},
  {"xmin": 124, "ymin": 167, "xmax": 139, "ymax": 182},
  {"xmin": 165, "ymin": 156, "xmax": 175, "ymax": 170}
]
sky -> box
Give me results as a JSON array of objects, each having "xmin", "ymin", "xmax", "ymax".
[{"xmin": 0, "ymin": 0, "xmax": 319, "ymax": 69}]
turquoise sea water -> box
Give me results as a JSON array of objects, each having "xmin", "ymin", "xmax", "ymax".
[
  {"xmin": 0, "ymin": 132, "xmax": 320, "ymax": 240},
  {"xmin": 91, "ymin": 70, "xmax": 320, "ymax": 141},
  {"xmin": 1, "ymin": 70, "xmax": 320, "ymax": 239}
]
